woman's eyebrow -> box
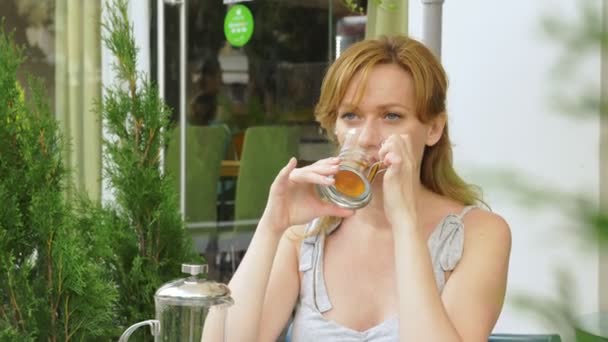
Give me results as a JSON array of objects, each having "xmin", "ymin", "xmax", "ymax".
[
  {"xmin": 338, "ymin": 102, "xmax": 414, "ymax": 114},
  {"xmin": 378, "ymin": 103, "xmax": 414, "ymax": 115},
  {"xmin": 337, "ymin": 103, "xmax": 359, "ymax": 111},
  {"xmin": 378, "ymin": 103, "xmax": 410, "ymax": 110}
]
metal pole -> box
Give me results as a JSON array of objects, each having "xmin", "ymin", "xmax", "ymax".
[
  {"xmin": 178, "ymin": 0, "xmax": 186, "ymax": 219},
  {"xmin": 328, "ymin": 0, "xmax": 333, "ymax": 62},
  {"xmin": 157, "ymin": 0, "xmax": 167, "ymax": 181},
  {"xmin": 161, "ymin": 0, "xmax": 187, "ymax": 218},
  {"xmin": 157, "ymin": 0, "xmax": 165, "ymax": 100},
  {"xmin": 421, "ymin": 0, "xmax": 445, "ymax": 59}
]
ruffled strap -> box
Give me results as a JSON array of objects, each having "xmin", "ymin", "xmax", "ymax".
[
  {"xmin": 428, "ymin": 205, "xmax": 476, "ymax": 291},
  {"xmin": 436, "ymin": 214, "xmax": 465, "ymax": 272}
]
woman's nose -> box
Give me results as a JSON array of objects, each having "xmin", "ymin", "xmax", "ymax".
[{"xmin": 357, "ymin": 121, "xmax": 382, "ymax": 149}]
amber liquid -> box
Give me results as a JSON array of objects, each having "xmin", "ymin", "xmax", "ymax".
[{"xmin": 334, "ymin": 170, "xmax": 366, "ymax": 197}]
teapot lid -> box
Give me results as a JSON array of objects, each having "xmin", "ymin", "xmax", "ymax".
[{"xmin": 155, "ymin": 264, "xmax": 234, "ymax": 307}]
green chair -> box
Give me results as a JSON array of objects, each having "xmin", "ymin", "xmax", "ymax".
[
  {"xmin": 165, "ymin": 124, "xmax": 231, "ymax": 253},
  {"xmin": 489, "ymin": 334, "xmax": 561, "ymax": 342},
  {"xmin": 234, "ymin": 125, "xmax": 300, "ymax": 228},
  {"xmin": 218, "ymin": 125, "xmax": 300, "ymax": 252}
]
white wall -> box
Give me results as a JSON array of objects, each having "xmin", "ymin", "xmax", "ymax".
[{"xmin": 409, "ymin": 0, "xmax": 601, "ymax": 336}]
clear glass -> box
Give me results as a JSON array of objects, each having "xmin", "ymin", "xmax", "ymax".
[
  {"xmin": 317, "ymin": 128, "xmax": 385, "ymax": 209},
  {"xmin": 155, "ymin": 298, "xmax": 231, "ymax": 342}
]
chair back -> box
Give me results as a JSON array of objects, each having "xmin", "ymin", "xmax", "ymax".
[
  {"xmin": 233, "ymin": 125, "xmax": 300, "ymax": 231},
  {"xmin": 489, "ymin": 334, "xmax": 561, "ymax": 342},
  {"xmin": 165, "ymin": 124, "xmax": 231, "ymax": 226}
]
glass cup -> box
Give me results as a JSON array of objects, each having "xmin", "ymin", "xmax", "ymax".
[{"xmin": 316, "ymin": 128, "xmax": 383, "ymax": 209}]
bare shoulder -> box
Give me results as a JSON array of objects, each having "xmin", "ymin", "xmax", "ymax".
[{"xmin": 463, "ymin": 208, "xmax": 511, "ymax": 253}]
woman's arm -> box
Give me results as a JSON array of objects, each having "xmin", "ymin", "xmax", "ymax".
[
  {"xmin": 223, "ymin": 220, "xmax": 300, "ymax": 342},
  {"xmin": 379, "ymin": 134, "xmax": 511, "ymax": 341},
  {"xmin": 201, "ymin": 216, "xmax": 286, "ymax": 342},
  {"xmin": 441, "ymin": 211, "xmax": 511, "ymax": 340},
  {"xmin": 203, "ymin": 157, "xmax": 353, "ymax": 341},
  {"xmin": 392, "ymin": 210, "xmax": 511, "ymax": 342},
  {"xmin": 257, "ymin": 227, "xmax": 304, "ymax": 341}
]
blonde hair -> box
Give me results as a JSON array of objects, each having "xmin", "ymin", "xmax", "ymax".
[{"xmin": 315, "ymin": 35, "xmax": 482, "ymax": 208}]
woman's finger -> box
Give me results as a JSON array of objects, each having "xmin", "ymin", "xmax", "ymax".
[
  {"xmin": 298, "ymin": 162, "xmax": 339, "ymax": 176},
  {"xmin": 383, "ymin": 151, "xmax": 402, "ymax": 167},
  {"xmin": 304, "ymin": 157, "xmax": 340, "ymax": 170},
  {"xmin": 289, "ymin": 168, "xmax": 335, "ymax": 185},
  {"xmin": 397, "ymin": 134, "xmax": 417, "ymax": 172},
  {"xmin": 379, "ymin": 135, "xmax": 403, "ymax": 165},
  {"xmin": 315, "ymin": 156, "xmax": 341, "ymax": 164},
  {"xmin": 270, "ymin": 157, "xmax": 298, "ymax": 194}
]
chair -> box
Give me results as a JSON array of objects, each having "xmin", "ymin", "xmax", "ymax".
[
  {"xmin": 488, "ymin": 334, "xmax": 562, "ymax": 342},
  {"xmin": 165, "ymin": 124, "xmax": 231, "ymax": 254},
  {"xmin": 218, "ymin": 125, "xmax": 300, "ymax": 254},
  {"xmin": 234, "ymin": 125, "xmax": 301, "ymax": 230}
]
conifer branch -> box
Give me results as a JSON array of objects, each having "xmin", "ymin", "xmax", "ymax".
[
  {"xmin": 141, "ymin": 128, "xmax": 156, "ymax": 166},
  {"xmin": 38, "ymin": 129, "xmax": 47, "ymax": 156},
  {"xmin": 46, "ymin": 233, "xmax": 56, "ymax": 339},
  {"xmin": 6, "ymin": 275, "xmax": 24, "ymax": 331},
  {"xmin": 55, "ymin": 253, "xmax": 64, "ymax": 305},
  {"xmin": 63, "ymin": 295, "xmax": 70, "ymax": 341},
  {"xmin": 0, "ymin": 303, "xmax": 9, "ymax": 325}
]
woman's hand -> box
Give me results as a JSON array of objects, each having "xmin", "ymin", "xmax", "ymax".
[
  {"xmin": 378, "ymin": 134, "xmax": 418, "ymax": 227},
  {"xmin": 261, "ymin": 157, "xmax": 355, "ymax": 234}
]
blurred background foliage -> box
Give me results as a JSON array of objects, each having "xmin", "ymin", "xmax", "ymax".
[{"xmin": 482, "ymin": 0, "xmax": 607, "ymax": 340}]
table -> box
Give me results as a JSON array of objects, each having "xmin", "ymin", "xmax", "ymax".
[
  {"xmin": 220, "ymin": 160, "xmax": 240, "ymax": 177},
  {"xmin": 220, "ymin": 159, "xmax": 315, "ymax": 177}
]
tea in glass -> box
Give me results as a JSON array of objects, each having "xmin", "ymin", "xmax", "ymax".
[{"xmin": 316, "ymin": 129, "xmax": 378, "ymax": 209}]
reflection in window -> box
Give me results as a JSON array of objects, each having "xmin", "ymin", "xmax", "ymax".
[
  {"xmin": 0, "ymin": 0, "xmax": 55, "ymax": 105},
  {"xmin": 156, "ymin": 1, "xmax": 367, "ymax": 286}
]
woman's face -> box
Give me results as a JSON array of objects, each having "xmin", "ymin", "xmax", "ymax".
[{"xmin": 334, "ymin": 63, "xmax": 440, "ymax": 165}]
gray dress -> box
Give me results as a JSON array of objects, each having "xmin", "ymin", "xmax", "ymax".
[{"xmin": 290, "ymin": 206, "xmax": 476, "ymax": 342}]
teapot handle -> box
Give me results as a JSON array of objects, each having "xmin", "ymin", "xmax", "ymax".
[{"xmin": 118, "ymin": 319, "xmax": 160, "ymax": 342}]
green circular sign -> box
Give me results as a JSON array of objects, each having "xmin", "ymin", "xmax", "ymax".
[{"xmin": 224, "ymin": 4, "xmax": 254, "ymax": 47}]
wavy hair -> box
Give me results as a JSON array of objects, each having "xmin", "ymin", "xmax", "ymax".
[{"xmin": 314, "ymin": 35, "xmax": 482, "ymax": 208}]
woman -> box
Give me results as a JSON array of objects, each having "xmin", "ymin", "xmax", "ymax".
[{"xmin": 218, "ymin": 36, "xmax": 511, "ymax": 342}]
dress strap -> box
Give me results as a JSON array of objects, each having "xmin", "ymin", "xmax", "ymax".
[
  {"xmin": 298, "ymin": 217, "xmax": 335, "ymax": 313},
  {"xmin": 312, "ymin": 234, "xmax": 333, "ymax": 312},
  {"xmin": 457, "ymin": 205, "xmax": 477, "ymax": 220}
]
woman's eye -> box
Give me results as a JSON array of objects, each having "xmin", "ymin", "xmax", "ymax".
[
  {"xmin": 340, "ymin": 112, "xmax": 357, "ymax": 120},
  {"xmin": 385, "ymin": 112, "xmax": 402, "ymax": 121}
]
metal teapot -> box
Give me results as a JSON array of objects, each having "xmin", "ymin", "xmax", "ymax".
[{"xmin": 119, "ymin": 264, "xmax": 233, "ymax": 342}]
